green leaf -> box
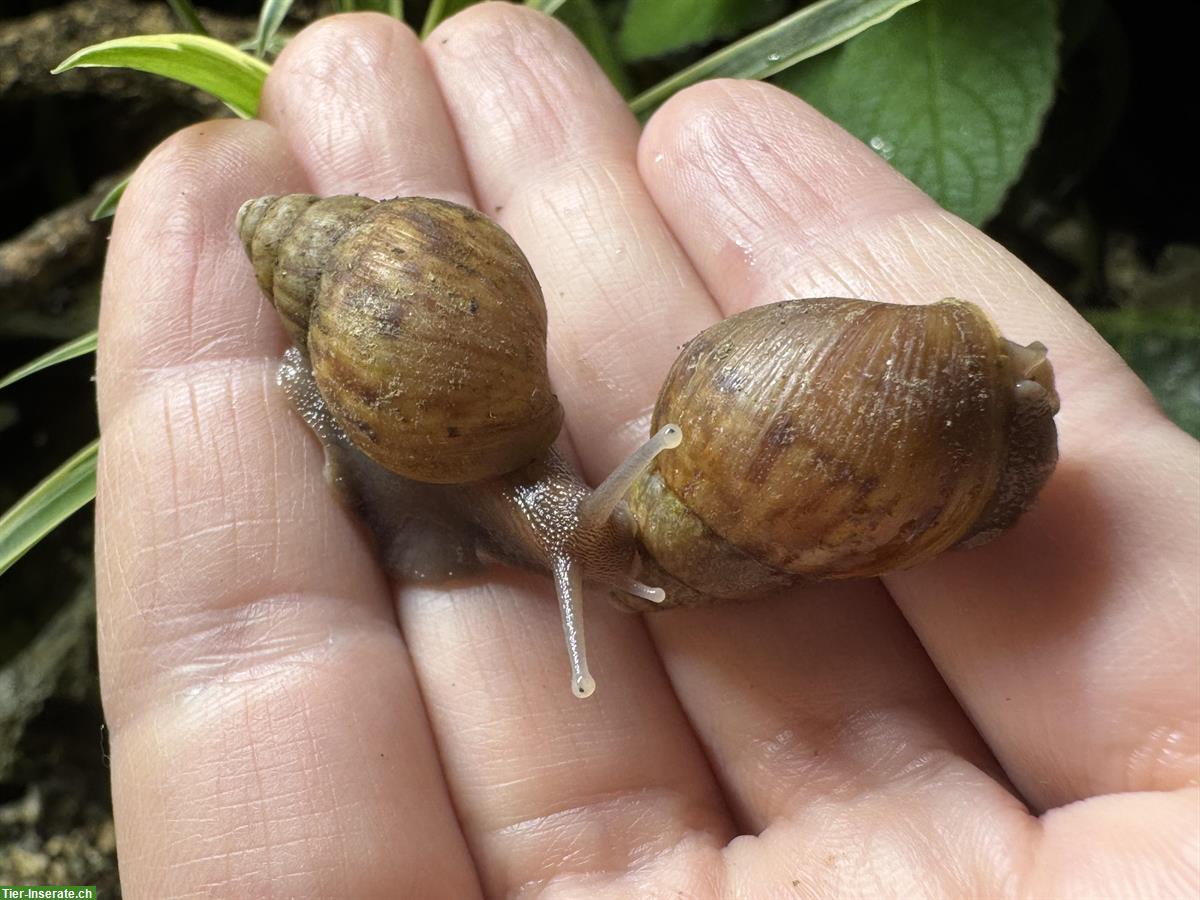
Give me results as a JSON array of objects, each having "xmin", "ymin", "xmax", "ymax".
[
  {"xmin": 422, "ymin": 0, "xmax": 478, "ymax": 37},
  {"xmin": 618, "ymin": 0, "xmax": 788, "ymax": 62},
  {"xmin": 254, "ymin": 0, "xmax": 296, "ymax": 58},
  {"xmin": 0, "ymin": 440, "xmax": 99, "ymax": 578},
  {"xmin": 0, "ymin": 332, "xmax": 98, "ymax": 391},
  {"xmin": 90, "ymin": 176, "xmax": 129, "ymax": 221},
  {"xmin": 333, "ymin": 0, "xmax": 404, "ymax": 14},
  {"xmin": 629, "ymin": 0, "xmax": 922, "ymax": 118},
  {"xmin": 237, "ymin": 34, "xmax": 288, "ymax": 57},
  {"xmin": 525, "ymin": 0, "xmax": 569, "ymax": 14},
  {"xmin": 165, "ymin": 0, "xmax": 209, "ymax": 35},
  {"xmin": 53, "ymin": 34, "xmax": 271, "ymax": 120},
  {"xmin": 557, "ymin": 0, "xmax": 633, "ymax": 96},
  {"xmin": 1087, "ymin": 308, "xmax": 1200, "ymax": 439},
  {"xmin": 777, "ymin": 0, "xmax": 1059, "ymax": 225}
]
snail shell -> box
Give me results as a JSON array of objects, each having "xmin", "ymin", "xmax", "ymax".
[
  {"xmin": 237, "ymin": 194, "xmax": 563, "ymax": 483},
  {"xmin": 628, "ymin": 297, "xmax": 1059, "ymax": 605}
]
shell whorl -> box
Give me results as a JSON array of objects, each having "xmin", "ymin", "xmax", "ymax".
[
  {"xmin": 238, "ymin": 194, "xmax": 564, "ymax": 484},
  {"xmin": 632, "ymin": 297, "xmax": 1059, "ymax": 593},
  {"xmin": 238, "ymin": 194, "xmax": 376, "ymax": 345}
]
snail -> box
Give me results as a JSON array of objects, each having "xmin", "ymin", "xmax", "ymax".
[{"xmin": 236, "ymin": 194, "xmax": 1060, "ymax": 698}]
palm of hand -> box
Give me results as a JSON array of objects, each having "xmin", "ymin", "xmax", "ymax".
[{"xmin": 96, "ymin": 7, "xmax": 1199, "ymax": 898}]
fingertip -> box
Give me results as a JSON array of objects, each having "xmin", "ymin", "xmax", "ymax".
[
  {"xmin": 427, "ymin": 0, "xmax": 636, "ymax": 189},
  {"xmin": 121, "ymin": 119, "xmax": 288, "ymax": 214},
  {"xmin": 113, "ymin": 117, "xmax": 298, "ymax": 284},
  {"xmin": 261, "ymin": 11, "xmax": 421, "ymax": 121},
  {"xmin": 639, "ymin": 76, "xmax": 924, "ymax": 223},
  {"xmin": 640, "ymin": 79, "xmax": 789, "ymax": 162},
  {"xmin": 259, "ymin": 8, "xmax": 471, "ymax": 203}
]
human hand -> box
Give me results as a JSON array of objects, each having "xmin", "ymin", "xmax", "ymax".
[{"xmin": 96, "ymin": 7, "xmax": 1199, "ymax": 897}]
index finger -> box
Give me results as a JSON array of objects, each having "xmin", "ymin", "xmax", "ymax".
[{"xmin": 96, "ymin": 117, "xmax": 478, "ymax": 896}]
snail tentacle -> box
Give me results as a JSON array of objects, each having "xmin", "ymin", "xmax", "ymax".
[
  {"xmin": 614, "ymin": 574, "xmax": 666, "ymax": 604},
  {"xmin": 552, "ymin": 556, "xmax": 595, "ymax": 699},
  {"xmin": 579, "ymin": 423, "xmax": 683, "ymax": 529}
]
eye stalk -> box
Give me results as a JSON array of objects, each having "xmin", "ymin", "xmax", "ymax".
[{"xmin": 546, "ymin": 423, "xmax": 683, "ymax": 699}]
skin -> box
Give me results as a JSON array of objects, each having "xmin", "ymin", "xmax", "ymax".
[{"xmin": 94, "ymin": 6, "xmax": 1199, "ymax": 898}]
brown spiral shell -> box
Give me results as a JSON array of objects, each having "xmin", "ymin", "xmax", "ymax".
[
  {"xmin": 238, "ymin": 195, "xmax": 563, "ymax": 484},
  {"xmin": 630, "ymin": 297, "xmax": 1059, "ymax": 601}
]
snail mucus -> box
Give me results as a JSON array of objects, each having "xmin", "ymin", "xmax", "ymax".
[{"xmin": 236, "ymin": 194, "xmax": 1061, "ymax": 699}]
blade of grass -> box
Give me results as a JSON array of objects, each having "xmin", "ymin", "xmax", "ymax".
[
  {"xmin": 0, "ymin": 332, "xmax": 98, "ymax": 392},
  {"xmin": 90, "ymin": 176, "xmax": 129, "ymax": 221},
  {"xmin": 237, "ymin": 34, "xmax": 287, "ymax": 56},
  {"xmin": 0, "ymin": 439, "xmax": 99, "ymax": 577},
  {"xmin": 525, "ymin": 0, "xmax": 569, "ymax": 14},
  {"xmin": 556, "ymin": 0, "xmax": 633, "ymax": 97},
  {"xmin": 165, "ymin": 0, "xmax": 209, "ymax": 35},
  {"xmin": 629, "ymin": 0, "xmax": 923, "ymax": 118},
  {"xmin": 53, "ymin": 34, "xmax": 271, "ymax": 119},
  {"xmin": 333, "ymin": 0, "xmax": 403, "ymax": 12},
  {"xmin": 422, "ymin": 0, "xmax": 447, "ymax": 36},
  {"xmin": 422, "ymin": 0, "xmax": 478, "ymax": 37},
  {"xmin": 254, "ymin": 0, "xmax": 295, "ymax": 58}
]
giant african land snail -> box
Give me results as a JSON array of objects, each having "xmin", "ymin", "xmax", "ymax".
[{"xmin": 236, "ymin": 194, "xmax": 1060, "ymax": 698}]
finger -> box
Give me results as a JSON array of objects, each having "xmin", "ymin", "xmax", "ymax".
[
  {"xmin": 429, "ymin": 4, "xmax": 719, "ymax": 480},
  {"xmin": 644, "ymin": 579, "xmax": 1011, "ymax": 832},
  {"xmin": 97, "ymin": 120, "xmax": 478, "ymax": 897},
  {"xmin": 638, "ymin": 79, "xmax": 1200, "ymax": 809},
  {"xmin": 411, "ymin": 6, "xmax": 738, "ymax": 893},
  {"xmin": 260, "ymin": 12, "xmax": 473, "ymax": 206}
]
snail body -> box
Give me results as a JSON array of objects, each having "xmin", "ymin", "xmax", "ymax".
[{"xmin": 237, "ymin": 194, "xmax": 1060, "ymax": 697}]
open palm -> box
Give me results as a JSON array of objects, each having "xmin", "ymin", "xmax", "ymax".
[{"xmin": 96, "ymin": 7, "xmax": 1199, "ymax": 897}]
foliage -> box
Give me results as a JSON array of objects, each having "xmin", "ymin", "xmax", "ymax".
[
  {"xmin": 1087, "ymin": 308, "xmax": 1200, "ymax": 438},
  {"xmin": 628, "ymin": 0, "xmax": 923, "ymax": 117},
  {"xmin": 334, "ymin": 0, "xmax": 405, "ymax": 14},
  {"xmin": 0, "ymin": 332, "xmax": 98, "ymax": 391},
  {"xmin": 778, "ymin": 0, "xmax": 1059, "ymax": 225},
  {"xmin": 52, "ymin": 32, "xmax": 271, "ymax": 119},
  {"xmin": 90, "ymin": 176, "xmax": 129, "ymax": 221},
  {"xmin": 253, "ymin": 0, "xmax": 298, "ymax": 58},
  {"xmin": 617, "ymin": 0, "xmax": 789, "ymax": 61},
  {"xmin": 0, "ymin": 440, "xmax": 99, "ymax": 578},
  {"xmin": 165, "ymin": 0, "xmax": 210, "ymax": 35},
  {"xmin": 555, "ymin": 0, "xmax": 633, "ymax": 97}
]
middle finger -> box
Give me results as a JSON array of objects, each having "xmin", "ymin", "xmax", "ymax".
[{"xmin": 423, "ymin": 8, "xmax": 738, "ymax": 892}]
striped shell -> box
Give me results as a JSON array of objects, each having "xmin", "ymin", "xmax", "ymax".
[
  {"xmin": 630, "ymin": 298, "xmax": 1059, "ymax": 601},
  {"xmin": 237, "ymin": 195, "xmax": 563, "ymax": 484}
]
